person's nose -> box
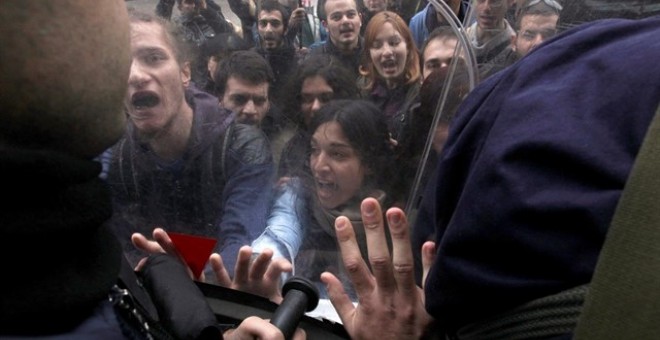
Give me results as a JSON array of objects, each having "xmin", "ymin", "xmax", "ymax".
[
  {"xmin": 382, "ymin": 44, "xmax": 394, "ymax": 57},
  {"xmin": 241, "ymin": 99, "xmax": 258, "ymax": 119},
  {"xmin": 311, "ymin": 98, "xmax": 323, "ymax": 113},
  {"xmin": 312, "ymin": 151, "xmax": 330, "ymax": 174},
  {"xmin": 127, "ymin": 59, "xmax": 149, "ymax": 88}
]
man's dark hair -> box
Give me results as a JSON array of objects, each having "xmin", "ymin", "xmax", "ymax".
[
  {"xmin": 516, "ymin": 0, "xmax": 562, "ymax": 29},
  {"xmin": 420, "ymin": 26, "xmax": 458, "ymax": 60},
  {"xmin": 259, "ymin": 0, "xmax": 291, "ymax": 32},
  {"xmin": 213, "ymin": 50, "xmax": 274, "ymax": 97},
  {"xmin": 127, "ymin": 8, "xmax": 195, "ymax": 64},
  {"xmin": 283, "ymin": 54, "xmax": 358, "ymax": 127}
]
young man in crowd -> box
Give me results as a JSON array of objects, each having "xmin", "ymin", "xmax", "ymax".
[
  {"xmin": 214, "ymin": 50, "xmax": 291, "ymax": 150},
  {"xmin": 511, "ymin": 0, "xmax": 562, "ymax": 58},
  {"xmin": 253, "ymin": 0, "xmax": 299, "ymax": 105},
  {"xmin": 308, "ymin": 0, "xmax": 364, "ymax": 79},
  {"xmin": 409, "ymin": 0, "xmax": 470, "ymax": 49},
  {"xmin": 105, "ymin": 11, "xmax": 274, "ymax": 278},
  {"xmin": 420, "ymin": 26, "xmax": 465, "ymax": 80},
  {"xmin": 465, "ymin": 0, "xmax": 516, "ymax": 77}
]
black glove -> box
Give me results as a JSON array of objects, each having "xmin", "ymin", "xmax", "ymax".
[{"xmin": 140, "ymin": 254, "xmax": 221, "ymax": 340}]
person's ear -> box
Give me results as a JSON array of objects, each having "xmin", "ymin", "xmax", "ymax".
[
  {"xmin": 510, "ymin": 34, "xmax": 517, "ymax": 50},
  {"xmin": 181, "ymin": 61, "xmax": 192, "ymax": 87}
]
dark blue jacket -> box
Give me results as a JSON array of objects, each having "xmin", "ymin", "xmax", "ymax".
[{"xmin": 420, "ymin": 15, "xmax": 660, "ymax": 334}]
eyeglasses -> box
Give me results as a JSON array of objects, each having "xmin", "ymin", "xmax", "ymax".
[{"xmin": 523, "ymin": 0, "xmax": 563, "ymax": 11}]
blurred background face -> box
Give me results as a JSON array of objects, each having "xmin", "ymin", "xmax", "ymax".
[
  {"xmin": 178, "ymin": 0, "xmax": 199, "ymax": 16},
  {"xmin": 221, "ymin": 77, "xmax": 270, "ymax": 125},
  {"xmin": 125, "ymin": 21, "xmax": 190, "ymax": 138},
  {"xmin": 369, "ymin": 22, "xmax": 408, "ymax": 87},
  {"xmin": 365, "ymin": 0, "xmax": 388, "ymax": 13},
  {"xmin": 514, "ymin": 13, "xmax": 559, "ymax": 56},
  {"xmin": 475, "ymin": 0, "xmax": 508, "ymax": 30},
  {"xmin": 423, "ymin": 36, "xmax": 460, "ymax": 79},
  {"xmin": 0, "ymin": 0, "xmax": 130, "ymax": 157},
  {"xmin": 258, "ymin": 10, "xmax": 286, "ymax": 51},
  {"xmin": 310, "ymin": 121, "xmax": 366, "ymax": 209},
  {"xmin": 300, "ymin": 76, "xmax": 334, "ymax": 126},
  {"xmin": 324, "ymin": 0, "xmax": 362, "ymax": 50}
]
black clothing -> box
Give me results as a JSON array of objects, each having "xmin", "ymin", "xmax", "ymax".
[
  {"xmin": 156, "ymin": 0, "xmax": 235, "ymax": 89},
  {"xmin": 0, "ymin": 148, "xmax": 125, "ymax": 336},
  {"xmin": 252, "ymin": 44, "xmax": 298, "ymax": 107},
  {"xmin": 308, "ymin": 37, "xmax": 364, "ymax": 80}
]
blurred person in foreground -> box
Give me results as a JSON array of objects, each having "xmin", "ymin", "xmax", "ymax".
[{"xmin": 0, "ymin": 1, "xmax": 302, "ymax": 339}]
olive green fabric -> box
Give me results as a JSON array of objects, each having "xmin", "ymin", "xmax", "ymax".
[{"xmin": 574, "ymin": 105, "xmax": 660, "ymax": 339}]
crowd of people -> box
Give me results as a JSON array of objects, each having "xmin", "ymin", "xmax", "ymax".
[
  {"xmin": 2, "ymin": 0, "xmax": 660, "ymax": 339},
  {"xmin": 111, "ymin": 0, "xmax": 567, "ymax": 281}
]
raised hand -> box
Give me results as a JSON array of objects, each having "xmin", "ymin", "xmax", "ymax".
[
  {"xmin": 131, "ymin": 228, "xmax": 200, "ymax": 279},
  {"xmin": 288, "ymin": 7, "xmax": 306, "ymax": 31},
  {"xmin": 210, "ymin": 246, "xmax": 292, "ymax": 303},
  {"xmin": 321, "ymin": 197, "xmax": 435, "ymax": 339}
]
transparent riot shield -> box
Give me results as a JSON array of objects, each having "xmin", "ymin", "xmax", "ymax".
[{"xmin": 403, "ymin": 0, "xmax": 480, "ymax": 220}]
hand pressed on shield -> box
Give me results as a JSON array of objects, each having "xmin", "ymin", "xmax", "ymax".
[
  {"xmin": 321, "ymin": 197, "xmax": 437, "ymax": 339},
  {"xmin": 210, "ymin": 246, "xmax": 292, "ymax": 304},
  {"xmin": 132, "ymin": 228, "xmax": 204, "ymax": 279}
]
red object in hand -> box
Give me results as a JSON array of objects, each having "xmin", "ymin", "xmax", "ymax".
[{"xmin": 166, "ymin": 232, "xmax": 217, "ymax": 278}]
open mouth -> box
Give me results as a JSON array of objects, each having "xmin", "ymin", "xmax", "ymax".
[
  {"xmin": 131, "ymin": 92, "xmax": 160, "ymax": 110},
  {"xmin": 380, "ymin": 59, "xmax": 398, "ymax": 73},
  {"xmin": 316, "ymin": 179, "xmax": 337, "ymax": 198},
  {"xmin": 382, "ymin": 59, "xmax": 396, "ymax": 67}
]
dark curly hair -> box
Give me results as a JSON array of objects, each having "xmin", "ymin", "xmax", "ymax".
[{"xmin": 304, "ymin": 99, "xmax": 396, "ymax": 195}]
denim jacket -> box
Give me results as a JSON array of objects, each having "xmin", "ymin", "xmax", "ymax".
[{"xmin": 252, "ymin": 179, "xmax": 307, "ymax": 265}]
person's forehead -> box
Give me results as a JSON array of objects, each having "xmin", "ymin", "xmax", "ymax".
[
  {"xmin": 302, "ymin": 76, "xmax": 334, "ymax": 93},
  {"xmin": 226, "ymin": 76, "xmax": 269, "ymax": 94},
  {"xmin": 424, "ymin": 37, "xmax": 457, "ymax": 59},
  {"xmin": 313, "ymin": 121, "xmax": 349, "ymax": 143},
  {"xmin": 131, "ymin": 21, "xmax": 172, "ymax": 50},
  {"xmin": 374, "ymin": 22, "xmax": 402, "ymax": 37},
  {"xmin": 520, "ymin": 13, "xmax": 559, "ymax": 29},
  {"xmin": 477, "ymin": 0, "xmax": 509, "ymax": 8},
  {"xmin": 259, "ymin": 9, "xmax": 284, "ymax": 20},
  {"xmin": 325, "ymin": 0, "xmax": 358, "ymax": 14}
]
